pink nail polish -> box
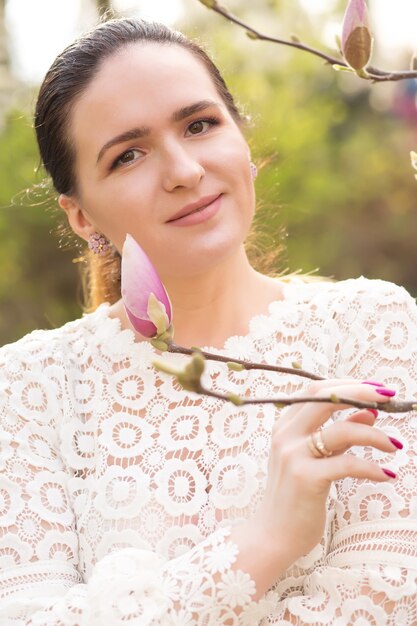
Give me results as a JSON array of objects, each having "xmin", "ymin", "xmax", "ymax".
[
  {"xmin": 362, "ymin": 381, "xmax": 384, "ymax": 387},
  {"xmin": 367, "ymin": 409, "xmax": 378, "ymax": 418},
  {"xmin": 376, "ymin": 388, "xmax": 396, "ymax": 397},
  {"xmin": 382, "ymin": 468, "xmax": 397, "ymax": 479},
  {"xmin": 388, "ymin": 437, "xmax": 403, "ymax": 450}
]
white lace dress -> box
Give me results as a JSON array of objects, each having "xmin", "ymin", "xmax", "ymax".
[{"xmin": 1, "ymin": 277, "xmax": 417, "ymax": 625}]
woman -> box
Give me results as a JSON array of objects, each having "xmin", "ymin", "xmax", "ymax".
[{"xmin": 0, "ymin": 17, "xmax": 416, "ymax": 625}]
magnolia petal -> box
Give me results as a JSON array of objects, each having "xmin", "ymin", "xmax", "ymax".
[
  {"xmin": 121, "ymin": 234, "xmax": 172, "ymax": 338},
  {"xmin": 147, "ymin": 293, "xmax": 171, "ymax": 336},
  {"xmin": 343, "ymin": 26, "xmax": 373, "ymax": 70},
  {"xmin": 341, "ymin": 0, "xmax": 372, "ymax": 70},
  {"xmin": 341, "ymin": 0, "xmax": 368, "ymax": 48},
  {"xmin": 125, "ymin": 305, "xmax": 157, "ymax": 338}
]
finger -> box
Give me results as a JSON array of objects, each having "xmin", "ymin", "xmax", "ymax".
[
  {"xmin": 345, "ymin": 408, "xmax": 378, "ymax": 426},
  {"xmin": 312, "ymin": 454, "xmax": 397, "ymax": 483},
  {"xmin": 280, "ymin": 379, "xmax": 391, "ymax": 427},
  {"xmin": 315, "ymin": 422, "xmax": 402, "ymax": 457},
  {"xmin": 314, "ymin": 383, "xmax": 396, "ymax": 404},
  {"xmin": 326, "ymin": 410, "xmax": 378, "ymax": 454},
  {"xmin": 291, "ymin": 378, "xmax": 388, "ymax": 396},
  {"xmin": 295, "ymin": 383, "xmax": 396, "ymax": 434},
  {"xmin": 279, "ymin": 379, "xmax": 360, "ymax": 424}
]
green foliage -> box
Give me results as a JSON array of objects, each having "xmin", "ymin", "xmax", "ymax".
[{"xmin": 0, "ymin": 109, "xmax": 81, "ymax": 346}]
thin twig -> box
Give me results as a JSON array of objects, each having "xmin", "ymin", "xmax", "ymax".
[
  {"xmin": 197, "ymin": 0, "xmax": 417, "ymax": 83},
  {"xmin": 168, "ymin": 341, "xmax": 325, "ymax": 380},
  {"xmin": 197, "ymin": 383, "xmax": 417, "ymax": 413},
  {"xmin": 159, "ymin": 345, "xmax": 417, "ymax": 413}
]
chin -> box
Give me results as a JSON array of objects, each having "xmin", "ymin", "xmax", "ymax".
[{"xmin": 161, "ymin": 236, "xmax": 245, "ymax": 279}]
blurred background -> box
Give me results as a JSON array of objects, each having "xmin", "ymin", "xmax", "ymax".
[{"xmin": 1, "ymin": 0, "xmax": 417, "ymax": 346}]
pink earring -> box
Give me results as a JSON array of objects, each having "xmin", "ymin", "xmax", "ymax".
[
  {"xmin": 88, "ymin": 232, "xmax": 110, "ymax": 254},
  {"xmin": 250, "ymin": 162, "xmax": 258, "ymax": 180}
]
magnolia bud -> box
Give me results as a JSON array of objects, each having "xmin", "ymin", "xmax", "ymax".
[
  {"xmin": 410, "ymin": 151, "xmax": 417, "ymax": 180},
  {"xmin": 150, "ymin": 339, "xmax": 169, "ymax": 352},
  {"xmin": 186, "ymin": 352, "xmax": 206, "ymax": 379},
  {"xmin": 227, "ymin": 393, "xmax": 244, "ymax": 406},
  {"xmin": 227, "ymin": 361, "xmax": 245, "ymax": 371},
  {"xmin": 341, "ymin": 0, "xmax": 373, "ymax": 71}
]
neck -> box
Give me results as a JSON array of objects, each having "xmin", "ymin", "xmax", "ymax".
[
  {"xmin": 163, "ymin": 248, "xmax": 259, "ymax": 347},
  {"xmin": 111, "ymin": 247, "xmax": 285, "ymax": 349}
]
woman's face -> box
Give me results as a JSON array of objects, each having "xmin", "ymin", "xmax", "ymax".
[{"xmin": 64, "ymin": 42, "xmax": 255, "ymax": 279}]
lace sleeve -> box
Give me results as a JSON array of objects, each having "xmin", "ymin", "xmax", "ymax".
[
  {"xmin": 0, "ymin": 336, "xmax": 266, "ymax": 626},
  {"xmin": 262, "ymin": 279, "xmax": 417, "ymax": 625}
]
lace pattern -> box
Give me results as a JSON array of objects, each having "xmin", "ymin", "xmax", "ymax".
[{"xmin": 1, "ymin": 277, "xmax": 417, "ymax": 624}]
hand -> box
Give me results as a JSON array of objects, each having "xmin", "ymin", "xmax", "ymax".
[{"xmin": 251, "ymin": 378, "xmax": 401, "ymax": 566}]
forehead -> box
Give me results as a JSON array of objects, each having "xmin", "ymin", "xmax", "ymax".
[
  {"xmin": 94, "ymin": 41, "xmax": 217, "ymax": 94},
  {"xmin": 70, "ymin": 43, "xmax": 223, "ymax": 152}
]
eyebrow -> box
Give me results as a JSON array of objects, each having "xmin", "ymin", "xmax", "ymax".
[{"xmin": 96, "ymin": 99, "xmax": 221, "ymax": 165}]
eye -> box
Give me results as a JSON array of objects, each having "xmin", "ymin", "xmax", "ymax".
[
  {"xmin": 111, "ymin": 148, "xmax": 142, "ymax": 170},
  {"xmin": 185, "ymin": 117, "xmax": 219, "ymax": 136}
]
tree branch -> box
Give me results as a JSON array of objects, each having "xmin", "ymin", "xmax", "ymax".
[
  {"xmin": 167, "ymin": 342, "xmax": 324, "ymax": 380},
  {"xmin": 197, "ymin": 0, "xmax": 417, "ymax": 83},
  {"xmin": 154, "ymin": 346, "xmax": 417, "ymax": 414},
  {"xmin": 194, "ymin": 382, "xmax": 417, "ymax": 413}
]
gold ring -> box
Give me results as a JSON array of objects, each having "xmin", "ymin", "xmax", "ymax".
[{"xmin": 308, "ymin": 430, "xmax": 333, "ymax": 458}]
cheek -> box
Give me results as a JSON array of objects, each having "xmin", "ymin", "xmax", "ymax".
[
  {"xmin": 77, "ymin": 175, "xmax": 154, "ymax": 244},
  {"xmin": 210, "ymin": 140, "xmax": 252, "ymax": 194},
  {"xmin": 217, "ymin": 141, "xmax": 254, "ymax": 207},
  {"xmin": 215, "ymin": 134, "xmax": 249, "ymax": 167}
]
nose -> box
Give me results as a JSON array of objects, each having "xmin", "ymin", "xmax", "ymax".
[{"xmin": 161, "ymin": 143, "xmax": 205, "ymax": 192}]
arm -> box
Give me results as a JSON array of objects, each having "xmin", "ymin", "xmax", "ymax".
[
  {"xmin": 0, "ymin": 336, "xmax": 271, "ymax": 625},
  {"xmin": 258, "ymin": 279, "xmax": 417, "ymax": 624},
  {"xmin": 327, "ymin": 280, "xmax": 417, "ymax": 623}
]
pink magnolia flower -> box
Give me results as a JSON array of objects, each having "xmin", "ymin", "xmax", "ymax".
[
  {"xmin": 121, "ymin": 234, "xmax": 172, "ymax": 339},
  {"xmin": 341, "ymin": 0, "xmax": 373, "ymax": 71}
]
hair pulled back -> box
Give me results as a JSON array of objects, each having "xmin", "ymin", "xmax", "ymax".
[{"xmin": 34, "ymin": 17, "xmax": 243, "ymax": 309}]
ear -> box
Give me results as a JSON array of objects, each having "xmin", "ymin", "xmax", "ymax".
[{"xmin": 58, "ymin": 193, "xmax": 95, "ymax": 243}]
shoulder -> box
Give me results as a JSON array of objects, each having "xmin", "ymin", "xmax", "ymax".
[
  {"xmin": 0, "ymin": 307, "xmax": 113, "ymax": 427},
  {"xmin": 328, "ymin": 277, "xmax": 416, "ymax": 318},
  {"xmin": 0, "ymin": 306, "xmax": 108, "ymax": 384},
  {"xmin": 285, "ymin": 276, "xmax": 415, "ymax": 311}
]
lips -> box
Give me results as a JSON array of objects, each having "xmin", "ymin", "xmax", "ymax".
[{"xmin": 166, "ymin": 194, "xmax": 222, "ymax": 223}]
